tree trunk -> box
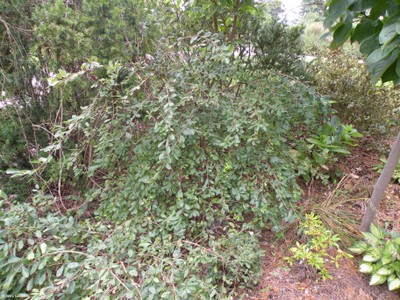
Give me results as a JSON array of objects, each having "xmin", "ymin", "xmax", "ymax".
[
  {"xmin": 212, "ymin": 13, "xmax": 218, "ymax": 33},
  {"xmin": 360, "ymin": 131, "xmax": 400, "ymax": 232}
]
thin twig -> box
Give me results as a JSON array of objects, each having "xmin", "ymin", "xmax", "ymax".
[{"xmin": 110, "ymin": 269, "xmax": 132, "ymax": 293}]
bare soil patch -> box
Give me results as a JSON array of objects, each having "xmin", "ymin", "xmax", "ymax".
[{"xmin": 251, "ymin": 137, "xmax": 400, "ymax": 300}]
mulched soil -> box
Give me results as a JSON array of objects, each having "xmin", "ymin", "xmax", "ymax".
[{"xmin": 251, "ymin": 136, "xmax": 400, "ymax": 300}]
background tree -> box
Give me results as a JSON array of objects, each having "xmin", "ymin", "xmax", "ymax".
[
  {"xmin": 0, "ymin": 0, "xmax": 164, "ymax": 197},
  {"xmin": 301, "ymin": 0, "xmax": 327, "ymax": 20}
]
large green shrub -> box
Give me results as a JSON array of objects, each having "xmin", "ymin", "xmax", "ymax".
[
  {"xmin": 48, "ymin": 34, "xmax": 307, "ymax": 230},
  {"xmin": 309, "ymin": 48, "xmax": 400, "ymax": 135},
  {"xmin": 1, "ymin": 32, "xmax": 360, "ymax": 298}
]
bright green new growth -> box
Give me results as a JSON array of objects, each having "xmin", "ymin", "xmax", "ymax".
[
  {"xmin": 285, "ymin": 212, "xmax": 352, "ymax": 281},
  {"xmin": 349, "ymin": 224, "xmax": 400, "ymax": 291}
]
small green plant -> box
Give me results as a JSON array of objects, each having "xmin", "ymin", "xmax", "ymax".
[
  {"xmin": 306, "ymin": 118, "xmax": 363, "ymax": 166},
  {"xmin": 349, "ymin": 224, "xmax": 400, "ymax": 291},
  {"xmin": 374, "ymin": 158, "xmax": 400, "ymax": 183},
  {"xmin": 209, "ymin": 231, "xmax": 264, "ymax": 290},
  {"xmin": 285, "ymin": 212, "xmax": 352, "ymax": 281}
]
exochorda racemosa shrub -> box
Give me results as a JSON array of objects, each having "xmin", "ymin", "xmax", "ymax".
[{"xmin": 1, "ymin": 33, "xmax": 360, "ymax": 298}]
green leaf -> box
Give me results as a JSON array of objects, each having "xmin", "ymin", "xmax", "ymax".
[
  {"xmin": 393, "ymin": 237, "xmax": 400, "ymax": 245},
  {"xmin": 53, "ymin": 253, "xmax": 62, "ymax": 262},
  {"xmin": 379, "ymin": 12, "xmax": 400, "ymax": 45},
  {"xmin": 7, "ymin": 256, "xmax": 22, "ymax": 264},
  {"xmin": 363, "ymin": 251, "xmax": 382, "ymax": 262},
  {"xmin": 0, "ymin": 189, "xmax": 7, "ymax": 200},
  {"xmin": 26, "ymin": 251, "xmax": 35, "ymax": 260},
  {"xmin": 381, "ymin": 59, "xmax": 399, "ymax": 82},
  {"xmin": 366, "ymin": 48, "xmax": 399, "ymax": 84},
  {"xmin": 388, "ymin": 278, "xmax": 400, "ymax": 290},
  {"xmin": 5, "ymin": 169, "xmax": 34, "ymax": 178},
  {"xmin": 18, "ymin": 240, "xmax": 24, "ymax": 250},
  {"xmin": 40, "ymin": 243, "xmax": 47, "ymax": 255},
  {"xmin": 381, "ymin": 255, "xmax": 392, "ymax": 265},
  {"xmin": 359, "ymin": 262, "xmax": 374, "ymax": 273},
  {"xmin": 312, "ymin": 152, "xmax": 326, "ymax": 165},
  {"xmin": 48, "ymin": 77, "xmax": 59, "ymax": 87},
  {"xmin": 21, "ymin": 265, "xmax": 29, "ymax": 278},
  {"xmin": 26, "ymin": 278, "xmax": 34, "ymax": 291},
  {"xmin": 4, "ymin": 271, "xmax": 17, "ymax": 290},
  {"xmin": 388, "ymin": 2, "xmax": 400, "ymax": 16},
  {"xmin": 38, "ymin": 257, "xmax": 47, "ymax": 270},
  {"xmin": 360, "ymin": 33, "xmax": 380, "ymax": 56},
  {"xmin": 68, "ymin": 281, "xmax": 75, "ymax": 294},
  {"xmin": 362, "ymin": 232, "xmax": 380, "ymax": 246},
  {"xmin": 376, "ymin": 266, "xmax": 393, "ymax": 275},
  {"xmin": 37, "ymin": 272, "xmax": 46, "ymax": 285},
  {"xmin": 56, "ymin": 265, "xmax": 64, "ymax": 277},
  {"xmin": 331, "ymin": 20, "xmax": 353, "ymax": 49},
  {"xmin": 58, "ymin": 69, "xmax": 68, "ymax": 78},
  {"xmin": 349, "ymin": 241, "xmax": 369, "ymax": 254},
  {"xmin": 161, "ymin": 291, "xmax": 172, "ymax": 298},
  {"xmin": 349, "ymin": 0, "xmax": 375, "ymax": 12},
  {"xmin": 67, "ymin": 262, "xmax": 80, "ymax": 269},
  {"xmin": 395, "ymin": 58, "xmax": 400, "ymax": 76},
  {"xmin": 35, "ymin": 230, "xmax": 42, "ymax": 238},
  {"xmin": 330, "ymin": 147, "xmax": 351, "ymax": 155},
  {"xmin": 369, "ymin": 0, "xmax": 388, "ymax": 19},
  {"xmin": 352, "ymin": 19, "xmax": 379, "ymax": 44},
  {"xmin": 387, "ymin": 274, "xmax": 397, "ymax": 283},
  {"xmin": 129, "ymin": 269, "xmax": 138, "ymax": 277},
  {"xmin": 324, "ymin": 0, "xmax": 350, "ymax": 28},
  {"xmin": 149, "ymin": 286, "xmax": 156, "ymax": 294},
  {"xmin": 370, "ymin": 223, "xmax": 386, "ymax": 239},
  {"xmin": 391, "ymin": 261, "xmax": 400, "ymax": 273},
  {"xmin": 31, "ymin": 261, "xmax": 40, "ymax": 275},
  {"xmin": 128, "ymin": 249, "xmax": 134, "ymax": 258},
  {"xmin": 383, "ymin": 240, "xmax": 397, "ymax": 256},
  {"xmin": 369, "ymin": 273, "xmax": 387, "ymax": 285}
]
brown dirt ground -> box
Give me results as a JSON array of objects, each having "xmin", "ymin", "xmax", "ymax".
[{"xmin": 251, "ymin": 136, "xmax": 400, "ymax": 300}]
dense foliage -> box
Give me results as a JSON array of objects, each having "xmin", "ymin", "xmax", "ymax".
[
  {"xmin": 0, "ymin": 0, "xmax": 369, "ymax": 298},
  {"xmin": 250, "ymin": 14, "xmax": 305, "ymax": 76},
  {"xmin": 325, "ymin": 0, "xmax": 400, "ymax": 84},
  {"xmin": 349, "ymin": 224, "xmax": 400, "ymax": 291},
  {"xmin": 310, "ymin": 48, "xmax": 400, "ymax": 135},
  {"xmin": 2, "ymin": 31, "xmax": 359, "ymax": 297}
]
